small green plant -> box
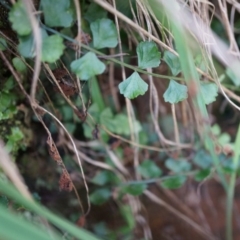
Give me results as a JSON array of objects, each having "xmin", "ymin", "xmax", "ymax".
[
  {"xmin": 1, "ymin": 0, "xmax": 240, "ymax": 240},
  {"xmin": 0, "ymin": 76, "xmax": 28, "ymax": 156}
]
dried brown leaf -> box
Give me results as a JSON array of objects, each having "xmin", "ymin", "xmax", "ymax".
[
  {"xmin": 76, "ymin": 215, "xmax": 86, "ymax": 228},
  {"xmin": 59, "ymin": 169, "xmax": 73, "ymax": 192},
  {"xmin": 46, "ymin": 136, "xmax": 62, "ymax": 163},
  {"xmin": 52, "ymin": 68, "xmax": 78, "ymax": 97}
]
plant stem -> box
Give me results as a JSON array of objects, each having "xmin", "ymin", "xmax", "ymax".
[
  {"xmin": 226, "ymin": 124, "xmax": 240, "ymax": 240},
  {"xmin": 150, "ymin": 0, "xmax": 228, "ymax": 189},
  {"xmin": 89, "ymin": 76, "xmax": 105, "ymax": 111},
  {"xmin": 226, "ymin": 185, "xmax": 234, "ymax": 240},
  {"xmin": 42, "ymin": 24, "xmax": 185, "ymax": 82}
]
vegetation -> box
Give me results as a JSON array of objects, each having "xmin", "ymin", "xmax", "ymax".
[{"xmin": 1, "ymin": 0, "xmax": 240, "ymax": 239}]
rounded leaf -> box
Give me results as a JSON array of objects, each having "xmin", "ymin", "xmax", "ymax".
[
  {"xmin": 137, "ymin": 160, "xmax": 162, "ymax": 178},
  {"xmin": 90, "ymin": 18, "xmax": 118, "ymax": 49},
  {"xmin": 17, "ymin": 29, "xmax": 48, "ymax": 59},
  {"xmin": 18, "ymin": 34, "xmax": 35, "ymax": 58},
  {"xmin": 90, "ymin": 188, "xmax": 111, "ymax": 205},
  {"xmin": 200, "ymin": 82, "xmax": 218, "ymax": 105},
  {"xmin": 12, "ymin": 57, "xmax": 27, "ymax": 73},
  {"xmin": 137, "ymin": 41, "xmax": 161, "ymax": 69},
  {"xmin": 41, "ymin": 35, "xmax": 65, "ymax": 63},
  {"xmin": 163, "ymin": 51, "xmax": 181, "ymax": 76},
  {"xmin": 193, "ymin": 150, "xmax": 212, "ymax": 169},
  {"xmin": 41, "ymin": 0, "xmax": 75, "ymax": 27},
  {"xmin": 70, "ymin": 52, "xmax": 106, "ymax": 80},
  {"xmin": 9, "ymin": 1, "xmax": 31, "ymax": 36},
  {"xmin": 100, "ymin": 109, "xmax": 141, "ymax": 136},
  {"xmin": 118, "ymin": 71, "xmax": 148, "ymax": 99},
  {"xmin": 165, "ymin": 158, "xmax": 191, "ymax": 173},
  {"xmin": 84, "ymin": 3, "xmax": 107, "ymax": 23},
  {"xmin": 120, "ymin": 183, "xmax": 147, "ymax": 196},
  {"xmin": 161, "ymin": 175, "xmax": 187, "ymax": 189},
  {"xmin": 92, "ymin": 171, "xmax": 120, "ymax": 186},
  {"xmin": 194, "ymin": 169, "xmax": 211, "ymax": 181},
  {"xmin": 163, "ymin": 80, "xmax": 188, "ymax": 104}
]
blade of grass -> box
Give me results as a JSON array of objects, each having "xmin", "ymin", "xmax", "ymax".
[
  {"xmin": 0, "ymin": 180, "xmax": 101, "ymax": 240},
  {"xmin": 89, "ymin": 76, "xmax": 105, "ymax": 111},
  {"xmin": 145, "ymin": 0, "xmax": 227, "ymax": 190},
  {"xmin": 0, "ymin": 204, "xmax": 61, "ymax": 240},
  {"xmin": 226, "ymin": 124, "xmax": 240, "ymax": 240}
]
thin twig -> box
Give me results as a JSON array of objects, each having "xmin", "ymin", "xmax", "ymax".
[
  {"xmin": 0, "ymin": 141, "xmax": 32, "ymax": 200},
  {"xmin": 93, "ymin": 0, "xmax": 176, "ymax": 54},
  {"xmin": 36, "ymin": 105, "xmax": 91, "ymax": 216},
  {"xmin": 22, "ymin": 0, "xmax": 42, "ymax": 102}
]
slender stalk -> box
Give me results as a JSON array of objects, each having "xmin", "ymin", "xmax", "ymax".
[
  {"xmin": 41, "ymin": 25, "xmax": 185, "ymax": 82},
  {"xmin": 171, "ymin": 104, "xmax": 180, "ymax": 148},
  {"xmin": 146, "ymin": 0, "xmax": 228, "ymax": 190},
  {"xmin": 89, "ymin": 76, "xmax": 105, "ymax": 111},
  {"xmin": 226, "ymin": 124, "xmax": 240, "ymax": 240}
]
